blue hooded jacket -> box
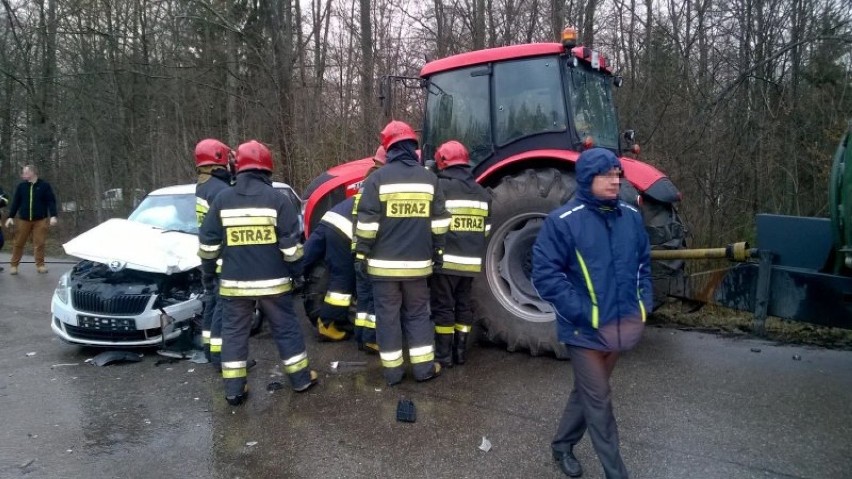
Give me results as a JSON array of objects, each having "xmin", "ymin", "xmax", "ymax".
[{"xmin": 531, "ymin": 148, "xmax": 653, "ymax": 351}]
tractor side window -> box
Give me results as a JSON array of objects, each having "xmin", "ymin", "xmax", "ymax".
[
  {"xmin": 493, "ymin": 56, "xmax": 567, "ymax": 146},
  {"xmin": 565, "ymin": 64, "xmax": 619, "ymax": 149},
  {"xmin": 424, "ymin": 67, "xmax": 491, "ymax": 167}
]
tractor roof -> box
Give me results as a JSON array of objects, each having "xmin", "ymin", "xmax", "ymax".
[{"xmin": 420, "ymin": 43, "xmax": 565, "ymax": 77}]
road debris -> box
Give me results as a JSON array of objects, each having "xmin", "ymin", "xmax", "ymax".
[
  {"xmin": 792, "ymin": 354, "xmax": 802, "ymax": 361},
  {"xmin": 87, "ymin": 351, "xmax": 143, "ymax": 366},
  {"xmin": 246, "ymin": 441, "xmax": 258, "ymax": 447},
  {"xmin": 478, "ymin": 436, "xmax": 492, "ymax": 452},
  {"xmin": 750, "ymin": 348, "xmax": 762, "ymax": 353},
  {"xmin": 267, "ymin": 382, "xmax": 284, "ymax": 392},
  {"xmin": 330, "ymin": 360, "xmax": 367, "ymax": 370},
  {"xmin": 396, "ymin": 399, "xmax": 416, "ymax": 423},
  {"xmin": 50, "ymin": 363, "xmax": 79, "ymax": 368},
  {"xmin": 26, "ymin": 352, "xmax": 37, "ymax": 357},
  {"xmin": 19, "ymin": 459, "xmax": 35, "ymax": 469}
]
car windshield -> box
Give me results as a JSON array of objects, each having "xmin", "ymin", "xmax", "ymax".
[{"xmin": 127, "ymin": 193, "xmax": 198, "ymax": 234}]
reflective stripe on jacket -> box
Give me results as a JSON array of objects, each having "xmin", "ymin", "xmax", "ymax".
[
  {"xmin": 354, "ymin": 150, "xmax": 449, "ymax": 279},
  {"xmin": 436, "ymin": 165, "xmax": 491, "ymax": 276},
  {"xmin": 198, "ymin": 171, "xmax": 303, "ymax": 297}
]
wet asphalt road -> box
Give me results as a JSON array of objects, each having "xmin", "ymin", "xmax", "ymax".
[{"xmin": 1, "ymin": 257, "xmax": 852, "ymax": 479}]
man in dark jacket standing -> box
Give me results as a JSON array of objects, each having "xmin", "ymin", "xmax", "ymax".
[
  {"xmin": 430, "ymin": 141, "xmax": 491, "ymax": 367},
  {"xmin": 532, "ymin": 148, "xmax": 652, "ymax": 479},
  {"xmin": 354, "ymin": 121, "xmax": 450, "ymax": 386},
  {"xmin": 5, "ymin": 165, "xmax": 58, "ymax": 274}
]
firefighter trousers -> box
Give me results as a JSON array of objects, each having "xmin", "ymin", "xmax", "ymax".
[
  {"xmin": 201, "ymin": 277, "xmax": 223, "ymax": 366},
  {"xmin": 552, "ymin": 346, "xmax": 628, "ymax": 479},
  {"xmin": 319, "ymin": 272, "xmax": 355, "ymax": 333},
  {"xmin": 220, "ymin": 294, "xmax": 312, "ymax": 396},
  {"xmin": 354, "ymin": 268, "xmax": 377, "ymax": 346},
  {"xmin": 373, "ymin": 278, "xmax": 435, "ymax": 384},
  {"xmin": 429, "ymin": 273, "xmax": 473, "ymax": 365}
]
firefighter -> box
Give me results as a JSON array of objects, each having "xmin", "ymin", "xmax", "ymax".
[
  {"xmin": 430, "ymin": 141, "xmax": 491, "ymax": 367},
  {"xmin": 194, "ymin": 138, "xmax": 232, "ymax": 368},
  {"xmin": 354, "ymin": 121, "xmax": 450, "ymax": 385},
  {"xmin": 352, "ymin": 146, "xmax": 386, "ymax": 353},
  {"xmin": 199, "ymin": 140, "xmax": 318, "ymax": 405},
  {"xmin": 302, "ymin": 195, "xmax": 357, "ymax": 342}
]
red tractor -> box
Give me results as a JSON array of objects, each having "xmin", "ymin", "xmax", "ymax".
[{"xmin": 302, "ymin": 31, "xmax": 686, "ymax": 358}]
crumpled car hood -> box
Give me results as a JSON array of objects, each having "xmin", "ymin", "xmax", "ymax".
[{"xmin": 63, "ymin": 218, "xmax": 200, "ymax": 274}]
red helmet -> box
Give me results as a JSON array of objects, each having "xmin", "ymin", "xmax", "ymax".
[
  {"xmin": 235, "ymin": 140, "xmax": 273, "ymax": 173},
  {"xmin": 435, "ymin": 140, "xmax": 470, "ymax": 170},
  {"xmin": 194, "ymin": 139, "xmax": 231, "ymax": 167},
  {"xmin": 374, "ymin": 146, "xmax": 387, "ymax": 165},
  {"xmin": 379, "ymin": 121, "xmax": 417, "ymax": 150}
]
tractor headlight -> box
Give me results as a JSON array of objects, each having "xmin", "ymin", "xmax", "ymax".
[{"xmin": 54, "ymin": 272, "xmax": 71, "ymax": 305}]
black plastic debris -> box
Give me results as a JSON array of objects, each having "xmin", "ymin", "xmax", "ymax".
[
  {"xmin": 90, "ymin": 351, "xmax": 143, "ymax": 367},
  {"xmin": 792, "ymin": 354, "xmax": 802, "ymax": 361},
  {"xmin": 267, "ymin": 381, "xmax": 284, "ymax": 392},
  {"xmin": 750, "ymin": 348, "xmax": 762, "ymax": 353},
  {"xmin": 396, "ymin": 399, "xmax": 416, "ymax": 423}
]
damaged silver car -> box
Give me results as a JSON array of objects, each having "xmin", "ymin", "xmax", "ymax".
[{"xmin": 51, "ymin": 183, "xmax": 301, "ymax": 347}]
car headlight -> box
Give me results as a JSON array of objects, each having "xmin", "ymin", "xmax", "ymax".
[{"xmin": 54, "ymin": 272, "xmax": 71, "ymax": 305}]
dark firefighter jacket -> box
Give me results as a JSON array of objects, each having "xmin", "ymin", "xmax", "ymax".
[
  {"xmin": 531, "ymin": 149, "xmax": 653, "ymax": 351},
  {"xmin": 354, "ymin": 141, "xmax": 450, "ymax": 279},
  {"xmin": 436, "ymin": 165, "xmax": 491, "ymax": 277},
  {"xmin": 8, "ymin": 179, "xmax": 57, "ymax": 221},
  {"xmin": 303, "ymin": 196, "xmax": 356, "ymax": 287},
  {"xmin": 198, "ymin": 171, "xmax": 304, "ymax": 297},
  {"xmin": 196, "ymin": 168, "xmax": 232, "ymax": 227}
]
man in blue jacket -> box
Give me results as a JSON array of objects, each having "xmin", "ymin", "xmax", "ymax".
[{"xmin": 532, "ymin": 148, "xmax": 652, "ymax": 479}]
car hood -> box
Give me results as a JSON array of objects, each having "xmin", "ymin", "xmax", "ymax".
[{"xmin": 63, "ymin": 218, "xmax": 200, "ymax": 274}]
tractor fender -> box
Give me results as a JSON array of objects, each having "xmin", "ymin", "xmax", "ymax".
[
  {"xmin": 476, "ymin": 149, "xmax": 681, "ymax": 203},
  {"xmin": 303, "ymin": 158, "xmax": 373, "ymax": 237}
]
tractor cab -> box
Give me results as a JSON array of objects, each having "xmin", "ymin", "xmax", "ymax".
[{"xmin": 420, "ymin": 28, "xmax": 623, "ymax": 177}]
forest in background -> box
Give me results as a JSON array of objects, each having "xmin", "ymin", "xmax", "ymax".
[{"xmin": 1, "ymin": 0, "xmax": 850, "ymax": 247}]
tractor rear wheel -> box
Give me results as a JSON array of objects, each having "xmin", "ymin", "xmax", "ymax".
[
  {"xmin": 474, "ymin": 167, "xmax": 686, "ymax": 358},
  {"xmin": 474, "ymin": 168, "xmax": 575, "ymax": 358}
]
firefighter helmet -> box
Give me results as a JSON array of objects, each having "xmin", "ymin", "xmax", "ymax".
[
  {"xmin": 379, "ymin": 121, "xmax": 417, "ymax": 150},
  {"xmin": 435, "ymin": 140, "xmax": 470, "ymax": 170},
  {"xmin": 374, "ymin": 146, "xmax": 387, "ymax": 165},
  {"xmin": 235, "ymin": 140, "xmax": 273, "ymax": 173},
  {"xmin": 194, "ymin": 139, "xmax": 231, "ymax": 167}
]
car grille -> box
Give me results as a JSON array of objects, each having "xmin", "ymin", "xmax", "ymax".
[
  {"xmin": 64, "ymin": 324, "xmax": 162, "ymax": 342},
  {"xmin": 72, "ymin": 291, "xmax": 151, "ymax": 315}
]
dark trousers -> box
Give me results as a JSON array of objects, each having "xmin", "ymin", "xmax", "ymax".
[
  {"xmin": 552, "ymin": 346, "xmax": 628, "ymax": 479},
  {"xmin": 354, "ymin": 269, "xmax": 376, "ymax": 345},
  {"xmin": 373, "ymin": 279, "xmax": 435, "ymax": 383},
  {"xmin": 201, "ymin": 278, "xmax": 223, "ymax": 365},
  {"xmin": 220, "ymin": 294, "xmax": 311, "ymax": 395},
  {"xmin": 429, "ymin": 273, "xmax": 473, "ymax": 329}
]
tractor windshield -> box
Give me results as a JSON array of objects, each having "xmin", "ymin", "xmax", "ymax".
[
  {"xmin": 564, "ymin": 62, "xmax": 619, "ymax": 149},
  {"xmin": 423, "ymin": 66, "xmax": 492, "ymax": 167}
]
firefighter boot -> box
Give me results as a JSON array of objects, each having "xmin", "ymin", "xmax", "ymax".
[
  {"xmin": 317, "ymin": 318, "xmax": 347, "ymax": 342},
  {"xmin": 453, "ymin": 331, "xmax": 469, "ymax": 365},
  {"xmin": 293, "ymin": 370, "xmax": 319, "ymax": 393},
  {"xmin": 435, "ymin": 334, "xmax": 454, "ymax": 368},
  {"xmin": 226, "ymin": 384, "xmax": 249, "ymax": 406}
]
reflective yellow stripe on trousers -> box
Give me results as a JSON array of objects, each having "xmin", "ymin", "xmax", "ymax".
[{"xmin": 574, "ymin": 250, "xmax": 599, "ymax": 328}]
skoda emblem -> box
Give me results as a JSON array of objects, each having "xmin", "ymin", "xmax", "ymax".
[{"xmin": 108, "ymin": 260, "xmax": 126, "ymax": 272}]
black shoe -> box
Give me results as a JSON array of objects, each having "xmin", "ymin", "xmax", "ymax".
[
  {"xmin": 226, "ymin": 386, "xmax": 249, "ymax": 406},
  {"xmin": 415, "ymin": 363, "xmax": 442, "ymax": 382},
  {"xmin": 294, "ymin": 370, "xmax": 319, "ymax": 393},
  {"xmin": 552, "ymin": 449, "xmax": 583, "ymax": 477}
]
